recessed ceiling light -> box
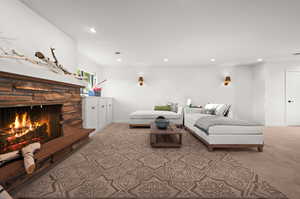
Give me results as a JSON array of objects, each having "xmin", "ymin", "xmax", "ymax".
[
  {"xmin": 117, "ymin": 58, "xmax": 122, "ymax": 62},
  {"xmin": 89, "ymin": 27, "xmax": 96, "ymax": 33},
  {"xmin": 210, "ymin": 58, "xmax": 216, "ymax": 62},
  {"xmin": 163, "ymin": 58, "xmax": 169, "ymax": 62},
  {"xmin": 257, "ymin": 58, "xmax": 263, "ymax": 62}
]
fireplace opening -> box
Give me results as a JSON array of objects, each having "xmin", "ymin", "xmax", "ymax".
[{"xmin": 0, "ymin": 104, "xmax": 62, "ymax": 154}]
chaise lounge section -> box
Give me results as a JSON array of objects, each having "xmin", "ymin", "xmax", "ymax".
[
  {"xmin": 184, "ymin": 105, "xmax": 264, "ymax": 152},
  {"xmin": 129, "ymin": 106, "xmax": 183, "ymax": 127}
]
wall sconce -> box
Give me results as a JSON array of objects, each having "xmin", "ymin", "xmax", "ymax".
[
  {"xmin": 138, "ymin": 76, "xmax": 144, "ymax": 86},
  {"xmin": 224, "ymin": 76, "xmax": 231, "ymax": 86}
]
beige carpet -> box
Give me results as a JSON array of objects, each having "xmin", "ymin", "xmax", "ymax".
[{"xmin": 14, "ymin": 124, "xmax": 287, "ymax": 198}]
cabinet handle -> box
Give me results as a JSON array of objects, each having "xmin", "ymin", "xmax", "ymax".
[
  {"xmin": 102, "ymin": 105, "xmax": 105, "ymax": 108},
  {"xmin": 91, "ymin": 106, "xmax": 95, "ymax": 109}
]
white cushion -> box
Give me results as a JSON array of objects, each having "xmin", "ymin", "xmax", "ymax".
[
  {"xmin": 215, "ymin": 104, "xmax": 227, "ymax": 116},
  {"xmin": 208, "ymin": 125, "xmax": 263, "ymax": 135},
  {"xmin": 184, "ymin": 113, "xmax": 208, "ymax": 124},
  {"xmin": 130, "ymin": 110, "xmax": 181, "ymax": 119},
  {"xmin": 204, "ymin": 103, "xmax": 220, "ymax": 110}
]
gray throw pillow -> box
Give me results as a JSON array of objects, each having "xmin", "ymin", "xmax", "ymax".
[{"xmin": 204, "ymin": 109, "xmax": 216, "ymax": 115}]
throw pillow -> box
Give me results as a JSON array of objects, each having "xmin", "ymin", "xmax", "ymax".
[
  {"xmin": 204, "ymin": 103, "xmax": 219, "ymax": 115},
  {"xmin": 154, "ymin": 105, "xmax": 172, "ymax": 111},
  {"xmin": 204, "ymin": 109, "xmax": 215, "ymax": 115},
  {"xmin": 215, "ymin": 104, "xmax": 227, "ymax": 116}
]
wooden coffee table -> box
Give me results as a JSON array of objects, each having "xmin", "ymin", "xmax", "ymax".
[{"xmin": 150, "ymin": 123, "xmax": 182, "ymax": 148}]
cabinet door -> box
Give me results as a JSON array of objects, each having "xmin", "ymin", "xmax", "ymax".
[
  {"xmin": 98, "ymin": 100, "xmax": 107, "ymax": 130},
  {"xmin": 83, "ymin": 98, "xmax": 98, "ymax": 129},
  {"xmin": 106, "ymin": 99, "xmax": 113, "ymax": 124}
]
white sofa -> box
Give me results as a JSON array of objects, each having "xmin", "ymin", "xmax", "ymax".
[
  {"xmin": 129, "ymin": 107, "xmax": 183, "ymax": 127},
  {"xmin": 184, "ymin": 107, "xmax": 264, "ymax": 152}
]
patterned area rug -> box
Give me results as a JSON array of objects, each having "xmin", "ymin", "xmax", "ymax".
[{"xmin": 14, "ymin": 124, "xmax": 287, "ymax": 198}]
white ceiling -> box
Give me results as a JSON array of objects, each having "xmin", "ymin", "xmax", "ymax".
[{"xmin": 21, "ymin": 0, "xmax": 300, "ymax": 67}]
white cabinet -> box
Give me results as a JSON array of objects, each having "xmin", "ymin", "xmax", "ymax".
[
  {"xmin": 106, "ymin": 98, "xmax": 113, "ymax": 125},
  {"xmin": 98, "ymin": 99, "xmax": 107, "ymax": 130},
  {"xmin": 82, "ymin": 97, "xmax": 113, "ymax": 132}
]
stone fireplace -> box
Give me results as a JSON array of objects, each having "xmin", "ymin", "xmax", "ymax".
[
  {"xmin": 0, "ymin": 71, "xmax": 84, "ymax": 154},
  {"xmin": 0, "ymin": 70, "xmax": 94, "ymax": 192},
  {"xmin": 0, "ymin": 104, "xmax": 62, "ymax": 154}
]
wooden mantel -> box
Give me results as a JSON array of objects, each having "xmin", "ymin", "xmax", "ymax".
[
  {"xmin": 0, "ymin": 71, "xmax": 84, "ymax": 128},
  {"xmin": 0, "ymin": 71, "xmax": 85, "ymax": 88}
]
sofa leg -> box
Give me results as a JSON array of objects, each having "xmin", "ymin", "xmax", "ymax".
[{"xmin": 258, "ymin": 145, "xmax": 264, "ymax": 152}]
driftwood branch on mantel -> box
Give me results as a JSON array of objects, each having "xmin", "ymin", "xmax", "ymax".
[{"xmin": 49, "ymin": 48, "xmax": 72, "ymax": 75}]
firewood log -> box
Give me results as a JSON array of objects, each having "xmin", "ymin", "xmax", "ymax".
[
  {"xmin": 21, "ymin": 142, "xmax": 41, "ymax": 174},
  {"xmin": 0, "ymin": 185, "xmax": 13, "ymax": 199},
  {"xmin": 0, "ymin": 151, "xmax": 20, "ymax": 166}
]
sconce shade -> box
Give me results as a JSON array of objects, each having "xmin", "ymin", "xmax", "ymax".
[
  {"xmin": 138, "ymin": 76, "xmax": 144, "ymax": 86},
  {"xmin": 224, "ymin": 76, "xmax": 231, "ymax": 86}
]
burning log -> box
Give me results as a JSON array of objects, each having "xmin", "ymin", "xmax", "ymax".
[
  {"xmin": 21, "ymin": 142, "xmax": 41, "ymax": 174},
  {"xmin": 0, "ymin": 121, "xmax": 48, "ymax": 154}
]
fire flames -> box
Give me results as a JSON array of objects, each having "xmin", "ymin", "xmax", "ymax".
[
  {"xmin": 0, "ymin": 106, "xmax": 62, "ymax": 154},
  {"xmin": 0, "ymin": 112, "xmax": 50, "ymax": 153},
  {"xmin": 8, "ymin": 112, "xmax": 44, "ymax": 137}
]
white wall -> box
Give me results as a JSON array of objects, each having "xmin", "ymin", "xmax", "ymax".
[
  {"xmin": 0, "ymin": 0, "xmax": 102, "ymax": 83},
  {"xmin": 252, "ymin": 64, "xmax": 266, "ymax": 124},
  {"xmin": 100, "ymin": 65, "xmax": 256, "ymax": 122},
  {"xmin": 77, "ymin": 52, "xmax": 103, "ymax": 81},
  {"xmin": 0, "ymin": 0, "xmax": 77, "ymax": 72},
  {"xmin": 4, "ymin": 0, "xmax": 295, "ymax": 126}
]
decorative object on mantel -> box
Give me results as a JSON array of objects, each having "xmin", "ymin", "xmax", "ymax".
[
  {"xmin": 50, "ymin": 47, "xmax": 72, "ymax": 75},
  {"xmin": 77, "ymin": 69, "xmax": 98, "ymax": 95},
  {"xmin": 0, "ymin": 45, "xmax": 82, "ymax": 80},
  {"xmin": 0, "ymin": 48, "xmax": 42, "ymax": 65},
  {"xmin": 34, "ymin": 51, "xmax": 60, "ymax": 73},
  {"xmin": 92, "ymin": 79, "xmax": 107, "ymax": 96},
  {"xmin": 35, "ymin": 48, "xmax": 73, "ymax": 75}
]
